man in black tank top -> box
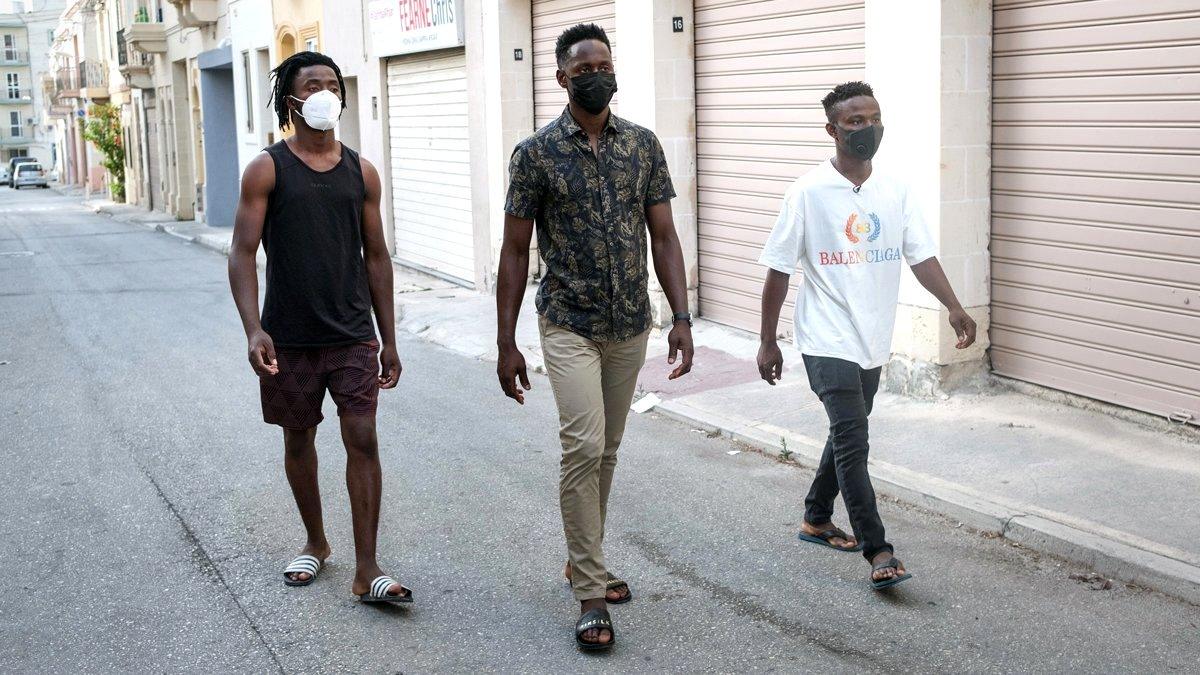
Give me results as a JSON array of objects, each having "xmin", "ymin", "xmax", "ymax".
[{"xmin": 229, "ymin": 52, "xmax": 411, "ymax": 604}]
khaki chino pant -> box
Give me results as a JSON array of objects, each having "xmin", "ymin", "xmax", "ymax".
[{"xmin": 539, "ymin": 316, "xmax": 650, "ymax": 601}]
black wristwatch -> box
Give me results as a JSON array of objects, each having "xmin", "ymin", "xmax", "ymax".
[{"xmin": 672, "ymin": 311, "xmax": 693, "ymax": 327}]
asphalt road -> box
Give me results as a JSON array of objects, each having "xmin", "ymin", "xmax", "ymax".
[{"xmin": 2, "ymin": 186, "xmax": 1198, "ymax": 673}]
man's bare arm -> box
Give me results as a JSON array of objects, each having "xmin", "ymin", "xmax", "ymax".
[
  {"xmin": 757, "ymin": 268, "xmax": 791, "ymax": 385},
  {"xmin": 359, "ymin": 158, "xmax": 401, "ymax": 388},
  {"xmin": 910, "ymin": 257, "xmax": 977, "ymax": 349},
  {"xmin": 496, "ymin": 213, "xmax": 534, "ymax": 404},
  {"xmin": 229, "ymin": 153, "xmax": 276, "ymax": 376},
  {"xmin": 646, "ymin": 201, "xmax": 694, "ymax": 379}
]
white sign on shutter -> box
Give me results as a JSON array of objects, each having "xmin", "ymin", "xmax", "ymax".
[{"xmin": 368, "ymin": 0, "xmax": 465, "ymax": 58}]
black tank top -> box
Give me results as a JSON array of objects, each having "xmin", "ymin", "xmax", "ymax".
[{"xmin": 260, "ymin": 140, "xmax": 375, "ymax": 348}]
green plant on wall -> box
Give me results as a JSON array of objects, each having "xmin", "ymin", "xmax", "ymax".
[{"xmin": 82, "ymin": 104, "xmax": 125, "ymax": 202}]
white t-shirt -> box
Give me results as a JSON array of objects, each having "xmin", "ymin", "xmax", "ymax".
[{"xmin": 758, "ymin": 159, "xmax": 937, "ymax": 369}]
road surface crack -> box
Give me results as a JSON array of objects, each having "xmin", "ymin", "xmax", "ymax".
[{"xmin": 138, "ymin": 465, "xmax": 287, "ymax": 674}]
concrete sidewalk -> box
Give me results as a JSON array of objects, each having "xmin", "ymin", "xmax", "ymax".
[{"xmin": 79, "ymin": 191, "xmax": 1200, "ymax": 605}]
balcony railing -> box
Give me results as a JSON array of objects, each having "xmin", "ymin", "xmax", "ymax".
[
  {"xmin": 78, "ymin": 60, "xmax": 108, "ymax": 90},
  {"xmin": 117, "ymin": 29, "xmax": 127, "ymax": 67},
  {"xmin": 53, "ymin": 60, "xmax": 108, "ymax": 97},
  {"xmin": 54, "ymin": 66, "xmax": 79, "ymax": 99},
  {"xmin": 115, "ymin": 28, "xmax": 155, "ymax": 89},
  {"xmin": 0, "ymin": 49, "xmax": 30, "ymax": 65}
]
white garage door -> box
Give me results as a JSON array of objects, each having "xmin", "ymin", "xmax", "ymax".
[
  {"xmin": 386, "ymin": 49, "xmax": 474, "ymax": 284},
  {"xmin": 695, "ymin": 0, "xmax": 866, "ymax": 332},
  {"xmin": 532, "ymin": 0, "xmax": 617, "ymax": 130},
  {"xmin": 991, "ymin": 0, "xmax": 1200, "ymax": 424}
]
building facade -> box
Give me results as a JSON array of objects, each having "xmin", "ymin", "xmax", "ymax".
[
  {"xmin": 343, "ymin": 0, "xmax": 1197, "ymax": 426},
  {"xmin": 0, "ymin": 13, "xmax": 37, "ymax": 165},
  {"xmin": 47, "ymin": 0, "xmax": 110, "ymax": 191},
  {"xmin": 0, "ymin": 0, "xmax": 67, "ymax": 172},
  {"xmin": 28, "ymin": 0, "xmax": 1200, "ymax": 426}
]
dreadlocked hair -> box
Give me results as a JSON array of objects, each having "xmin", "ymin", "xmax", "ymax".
[
  {"xmin": 821, "ymin": 81, "xmax": 875, "ymax": 123},
  {"xmin": 268, "ymin": 51, "xmax": 347, "ymax": 131},
  {"xmin": 555, "ymin": 23, "xmax": 611, "ymax": 68}
]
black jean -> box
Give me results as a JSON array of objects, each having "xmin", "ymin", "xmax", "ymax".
[{"xmin": 801, "ymin": 354, "xmax": 891, "ymax": 560}]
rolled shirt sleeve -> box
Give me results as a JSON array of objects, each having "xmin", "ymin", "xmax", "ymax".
[
  {"xmin": 758, "ymin": 183, "xmax": 805, "ymax": 274},
  {"xmin": 900, "ymin": 185, "xmax": 937, "ymax": 265},
  {"xmin": 644, "ymin": 134, "xmax": 676, "ymax": 206},
  {"xmin": 504, "ymin": 142, "xmax": 543, "ymax": 220}
]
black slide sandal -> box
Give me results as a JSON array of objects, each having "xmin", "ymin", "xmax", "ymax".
[
  {"xmin": 798, "ymin": 525, "xmax": 864, "ymax": 552},
  {"xmin": 575, "ymin": 608, "xmax": 616, "ymax": 651},
  {"xmin": 870, "ymin": 557, "xmax": 913, "ymax": 590},
  {"xmin": 564, "ymin": 563, "xmax": 633, "ymax": 604},
  {"xmin": 606, "ymin": 573, "xmax": 632, "ymax": 604}
]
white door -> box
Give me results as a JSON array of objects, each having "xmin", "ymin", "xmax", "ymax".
[{"xmin": 386, "ymin": 49, "xmax": 474, "ymax": 285}]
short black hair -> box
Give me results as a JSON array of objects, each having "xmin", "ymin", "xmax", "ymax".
[
  {"xmin": 822, "ymin": 81, "xmax": 875, "ymax": 123},
  {"xmin": 555, "ymin": 23, "xmax": 611, "ymax": 69},
  {"xmin": 268, "ymin": 51, "xmax": 347, "ymax": 130}
]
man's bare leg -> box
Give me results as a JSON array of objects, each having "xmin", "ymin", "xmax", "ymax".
[
  {"xmin": 340, "ymin": 415, "xmax": 403, "ymax": 596},
  {"xmin": 283, "ymin": 426, "xmax": 331, "ymax": 581}
]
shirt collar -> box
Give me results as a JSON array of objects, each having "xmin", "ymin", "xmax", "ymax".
[{"xmin": 558, "ymin": 106, "xmax": 625, "ymax": 139}]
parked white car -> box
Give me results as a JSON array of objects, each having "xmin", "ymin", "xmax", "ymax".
[
  {"xmin": 7, "ymin": 157, "xmax": 37, "ymax": 188},
  {"xmin": 13, "ymin": 163, "xmax": 49, "ymax": 189}
]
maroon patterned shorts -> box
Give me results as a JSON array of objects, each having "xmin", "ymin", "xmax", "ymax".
[{"xmin": 260, "ymin": 340, "xmax": 380, "ymax": 429}]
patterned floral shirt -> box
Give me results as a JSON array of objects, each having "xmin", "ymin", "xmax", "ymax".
[{"xmin": 504, "ymin": 108, "xmax": 676, "ymax": 342}]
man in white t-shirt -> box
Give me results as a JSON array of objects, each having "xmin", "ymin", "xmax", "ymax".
[{"xmin": 756, "ymin": 82, "xmax": 976, "ymax": 590}]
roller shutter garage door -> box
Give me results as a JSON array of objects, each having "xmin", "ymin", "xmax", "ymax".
[
  {"xmin": 386, "ymin": 49, "xmax": 474, "ymax": 284},
  {"xmin": 991, "ymin": 0, "xmax": 1200, "ymax": 425},
  {"xmin": 695, "ymin": 1, "xmax": 865, "ymax": 332},
  {"xmin": 532, "ymin": 0, "xmax": 617, "ymax": 130}
]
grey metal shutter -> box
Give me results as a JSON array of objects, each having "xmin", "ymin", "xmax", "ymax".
[
  {"xmin": 991, "ymin": 0, "xmax": 1200, "ymax": 424},
  {"xmin": 695, "ymin": 0, "xmax": 866, "ymax": 332}
]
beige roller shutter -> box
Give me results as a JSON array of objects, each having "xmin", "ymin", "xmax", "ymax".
[
  {"xmin": 991, "ymin": 0, "xmax": 1200, "ymax": 424},
  {"xmin": 386, "ymin": 49, "xmax": 474, "ymax": 285},
  {"xmin": 532, "ymin": 0, "xmax": 616, "ymax": 130},
  {"xmin": 695, "ymin": 1, "xmax": 865, "ymax": 332}
]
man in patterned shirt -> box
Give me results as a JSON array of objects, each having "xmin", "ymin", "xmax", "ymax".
[{"xmin": 495, "ymin": 23, "xmax": 694, "ymax": 651}]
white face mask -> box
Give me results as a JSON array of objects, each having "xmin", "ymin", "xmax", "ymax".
[{"xmin": 289, "ymin": 90, "xmax": 342, "ymax": 131}]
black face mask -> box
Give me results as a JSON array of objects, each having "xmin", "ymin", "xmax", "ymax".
[
  {"xmin": 567, "ymin": 71, "xmax": 618, "ymax": 115},
  {"xmin": 838, "ymin": 123, "xmax": 884, "ymax": 160}
]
